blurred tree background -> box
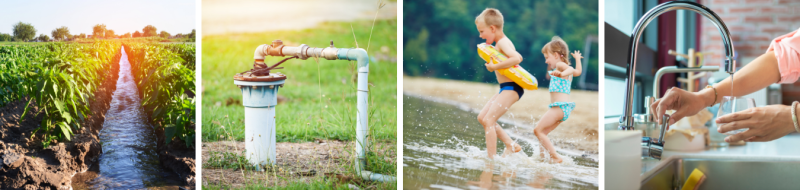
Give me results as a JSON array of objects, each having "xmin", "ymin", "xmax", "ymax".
[{"xmin": 404, "ymin": 0, "xmax": 598, "ymax": 90}]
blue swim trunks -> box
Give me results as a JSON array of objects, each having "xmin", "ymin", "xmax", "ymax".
[{"xmin": 499, "ymin": 82, "xmax": 524, "ymax": 99}]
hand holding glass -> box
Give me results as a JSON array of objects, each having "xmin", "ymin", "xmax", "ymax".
[{"xmin": 716, "ymin": 96, "xmax": 756, "ymax": 135}]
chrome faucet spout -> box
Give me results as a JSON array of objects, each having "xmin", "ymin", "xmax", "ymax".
[{"xmin": 620, "ymin": 1, "xmax": 736, "ymax": 130}]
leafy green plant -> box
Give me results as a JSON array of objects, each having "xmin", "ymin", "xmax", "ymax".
[
  {"xmin": 123, "ymin": 41, "xmax": 196, "ymax": 148},
  {"xmin": 0, "ymin": 41, "xmax": 120, "ymax": 145},
  {"xmin": 0, "ymin": 40, "xmax": 195, "ymax": 148}
]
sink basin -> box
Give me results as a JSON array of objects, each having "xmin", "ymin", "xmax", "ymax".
[{"xmin": 641, "ymin": 155, "xmax": 800, "ymax": 189}]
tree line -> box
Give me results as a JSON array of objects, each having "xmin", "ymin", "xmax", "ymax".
[
  {"xmin": 403, "ymin": 0, "xmax": 599, "ymax": 90},
  {"xmin": 0, "ymin": 21, "xmax": 196, "ymax": 42}
]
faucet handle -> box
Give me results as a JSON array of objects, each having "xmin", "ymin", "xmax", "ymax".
[{"xmin": 657, "ymin": 114, "xmax": 670, "ymax": 145}]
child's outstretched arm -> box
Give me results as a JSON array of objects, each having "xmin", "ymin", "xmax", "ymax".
[
  {"xmin": 571, "ymin": 50, "xmax": 583, "ymax": 77},
  {"xmin": 485, "ymin": 41, "xmax": 523, "ymax": 71},
  {"xmin": 553, "ymin": 62, "xmax": 575, "ymax": 78}
]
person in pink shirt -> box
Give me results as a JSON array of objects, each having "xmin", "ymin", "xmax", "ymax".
[{"xmin": 651, "ymin": 28, "xmax": 800, "ymax": 143}]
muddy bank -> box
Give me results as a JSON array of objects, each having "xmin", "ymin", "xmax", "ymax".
[
  {"xmin": 0, "ymin": 52, "xmax": 120, "ymax": 189},
  {"xmin": 202, "ymin": 141, "xmax": 395, "ymax": 188},
  {"xmin": 153, "ymin": 126, "xmax": 196, "ymax": 189},
  {"xmin": 403, "ymin": 76, "xmax": 598, "ymax": 153}
]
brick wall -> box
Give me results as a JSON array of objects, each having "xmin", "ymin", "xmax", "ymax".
[{"xmin": 700, "ymin": 0, "xmax": 800, "ymax": 103}]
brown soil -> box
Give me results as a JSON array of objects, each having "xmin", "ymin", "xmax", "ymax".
[
  {"xmin": 404, "ymin": 76, "xmax": 599, "ymax": 153},
  {"xmin": 0, "ymin": 52, "xmax": 120, "ymax": 190},
  {"xmin": 202, "ymin": 140, "xmax": 395, "ymax": 188},
  {"xmin": 153, "ymin": 125, "xmax": 196, "ymax": 189}
]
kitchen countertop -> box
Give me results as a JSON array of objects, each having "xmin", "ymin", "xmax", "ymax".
[{"xmin": 641, "ymin": 133, "xmax": 800, "ymax": 174}]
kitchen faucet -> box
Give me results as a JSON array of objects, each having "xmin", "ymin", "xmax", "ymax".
[
  {"xmin": 619, "ymin": 1, "xmax": 736, "ymax": 159},
  {"xmin": 620, "ymin": 1, "xmax": 736, "ymax": 130}
]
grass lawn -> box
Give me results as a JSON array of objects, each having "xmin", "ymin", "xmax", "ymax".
[
  {"xmin": 201, "ymin": 19, "xmax": 397, "ymax": 189},
  {"xmin": 201, "ymin": 19, "xmax": 397, "ymax": 143}
]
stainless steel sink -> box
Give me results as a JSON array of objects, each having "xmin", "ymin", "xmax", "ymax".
[{"xmin": 641, "ymin": 155, "xmax": 800, "ymax": 189}]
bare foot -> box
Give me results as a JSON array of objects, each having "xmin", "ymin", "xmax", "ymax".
[
  {"xmin": 512, "ymin": 143, "xmax": 522, "ymax": 153},
  {"xmin": 501, "ymin": 143, "xmax": 522, "ymax": 157},
  {"xmin": 550, "ymin": 154, "xmax": 563, "ymax": 164}
]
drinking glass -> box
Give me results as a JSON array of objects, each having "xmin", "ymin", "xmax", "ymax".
[{"xmin": 717, "ymin": 96, "xmax": 756, "ymax": 135}]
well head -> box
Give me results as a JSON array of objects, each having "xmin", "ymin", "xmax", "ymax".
[{"xmin": 234, "ymin": 72, "xmax": 287, "ymax": 82}]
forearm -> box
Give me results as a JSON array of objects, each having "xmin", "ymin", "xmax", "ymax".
[
  {"xmin": 699, "ymin": 51, "xmax": 780, "ymax": 105},
  {"xmin": 493, "ymin": 56, "xmax": 521, "ymax": 69},
  {"xmin": 573, "ymin": 58, "xmax": 583, "ymax": 77},
  {"xmin": 560, "ymin": 67, "xmax": 574, "ymax": 77}
]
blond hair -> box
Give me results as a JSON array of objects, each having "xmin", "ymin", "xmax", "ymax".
[
  {"xmin": 541, "ymin": 36, "xmax": 571, "ymax": 65},
  {"xmin": 475, "ymin": 8, "xmax": 504, "ymax": 29}
]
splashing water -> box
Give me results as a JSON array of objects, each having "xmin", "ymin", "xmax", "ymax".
[{"xmin": 403, "ymin": 95, "xmax": 598, "ymax": 189}]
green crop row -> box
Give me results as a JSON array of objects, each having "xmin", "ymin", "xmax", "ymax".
[
  {"xmin": 0, "ymin": 41, "xmax": 120, "ymax": 146},
  {"xmin": 123, "ymin": 42, "xmax": 196, "ymax": 148}
]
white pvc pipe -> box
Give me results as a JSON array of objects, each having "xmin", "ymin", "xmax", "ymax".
[
  {"xmin": 337, "ymin": 48, "xmax": 370, "ymax": 166},
  {"xmin": 340, "ymin": 48, "xmax": 396, "ymax": 182},
  {"xmin": 356, "ymin": 64, "xmax": 369, "ymax": 164},
  {"xmin": 244, "ymin": 107, "xmax": 276, "ymax": 167},
  {"xmin": 234, "ymin": 80, "xmax": 284, "ymax": 170}
]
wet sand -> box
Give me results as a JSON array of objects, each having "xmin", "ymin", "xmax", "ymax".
[{"xmin": 403, "ymin": 76, "xmax": 598, "ymax": 153}]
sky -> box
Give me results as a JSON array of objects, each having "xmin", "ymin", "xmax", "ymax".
[{"xmin": 0, "ymin": 0, "xmax": 195, "ymax": 36}]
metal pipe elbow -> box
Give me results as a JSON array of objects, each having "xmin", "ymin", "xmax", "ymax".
[{"xmin": 254, "ymin": 44, "xmax": 269, "ymax": 60}]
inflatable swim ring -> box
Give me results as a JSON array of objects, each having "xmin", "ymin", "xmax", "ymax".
[{"xmin": 477, "ymin": 43, "xmax": 538, "ymax": 90}]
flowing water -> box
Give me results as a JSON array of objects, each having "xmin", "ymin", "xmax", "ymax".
[
  {"xmin": 71, "ymin": 47, "xmax": 183, "ymax": 189},
  {"xmin": 403, "ymin": 95, "xmax": 598, "ymax": 189}
]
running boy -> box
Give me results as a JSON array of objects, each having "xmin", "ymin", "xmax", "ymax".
[{"xmin": 475, "ymin": 8, "xmax": 523, "ymax": 159}]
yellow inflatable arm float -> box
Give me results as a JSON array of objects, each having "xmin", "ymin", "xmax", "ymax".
[{"xmin": 477, "ymin": 43, "xmax": 538, "ymax": 90}]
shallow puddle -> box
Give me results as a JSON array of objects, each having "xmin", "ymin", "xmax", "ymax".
[{"xmin": 403, "ymin": 95, "xmax": 598, "ymax": 189}]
